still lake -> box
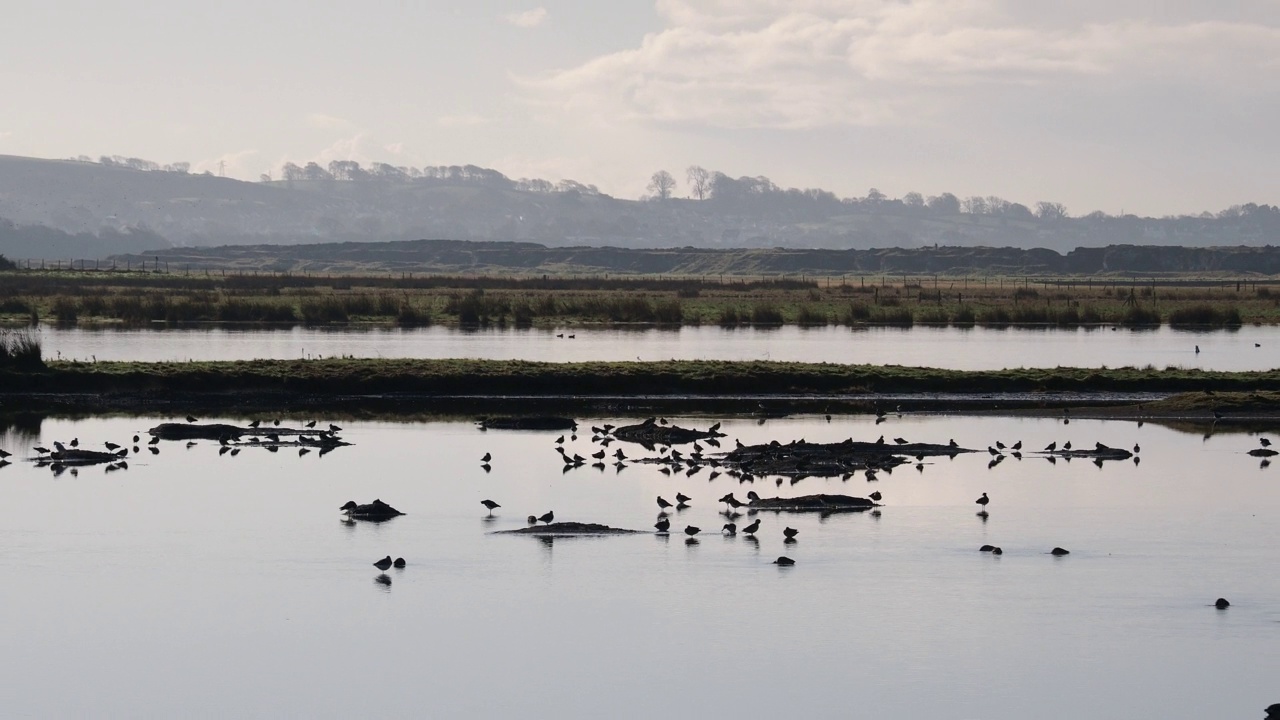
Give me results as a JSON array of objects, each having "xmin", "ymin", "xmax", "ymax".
[
  {"xmin": 36, "ymin": 324, "xmax": 1280, "ymax": 370},
  {"xmin": 0, "ymin": 412, "xmax": 1276, "ymax": 718}
]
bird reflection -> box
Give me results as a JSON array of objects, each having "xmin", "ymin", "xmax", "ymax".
[
  {"xmin": 481, "ymin": 514, "xmax": 498, "ymax": 526},
  {"xmin": 374, "ymin": 574, "xmax": 391, "ymax": 588}
]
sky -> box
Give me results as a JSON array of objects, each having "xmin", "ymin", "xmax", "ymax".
[{"xmin": 2, "ymin": 0, "xmax": 1279, "ymax": 216}]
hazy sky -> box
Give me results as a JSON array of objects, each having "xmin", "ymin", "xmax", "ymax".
[{"xmin": 3, "ymin": 0, "xmax": 1278, "ymax": 215}]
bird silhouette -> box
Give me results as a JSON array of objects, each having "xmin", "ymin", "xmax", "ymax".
[
  {"xmin": 538, "ymin": 511, "xmax": 555, "ymax": 525},
  {"xmin": 975, "ymin": 492, "xmax": 990, "ymax": 511},
  {"xmin": 481, "ymin": 452, "xmax": 492, "ymax": 463},
  {"xmin": 675, "ymin": 492, "xmax": 692, "ymax": 505},
  {"xmin": 393, "ymin": 558, "xmax": 406, "ymax": 568},
  {"xmin": 481, "ymin": 499, "xmax": 500, "ymax": 515},
  {"xmin": 742, "ymin": 519, "xmax": 760, "ymax": 535},
  {"xmin": 1044, "ymin": 441, "xmax": 1056, "ymax": 452},
  {"xmin": 186, "ymin": 416, "xmax": 197, "ymax": 423},
  {"xmin": 373, "ymin": 556, "xmax": 393, "ymax": 570},
  {"xmin": 773, "ymin": 556, "xmax": 795, "ymax": 566},
  {"xmin": 783, "ymin": 527, "xmax": 799, "ymax": 540},
  {"xmin": 654, "ymin": 517, "xmax": 671, "ymax": 532},
  {"xmin": 657, "ymin": 496, "xmax": 673, "ymax": 510},
  {"xmin": 1261, "ymin": 437, "xmax": 1272, "ymax": 447},
  {"xmin": 248, "ymin": 420, "xmax": 260, "ymax": 428},
  {"xmin": 684, "ymin": 525, "xmax": 701, "ymax": 536},
  {"xmin": 869, "ymin": 491, "xmax": 882, "ymax": 502},
  {"xmin": 104, "ymin": 442, "xmax": 120, "ymax": 451}
]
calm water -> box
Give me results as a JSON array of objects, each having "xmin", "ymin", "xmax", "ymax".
[
  {"xmin": 34, "ymin": 324, "xmax": 1280, "ymax": 371},
  {"xmin": 1, "ymin": 413, "xmax": 1277, "ymax": 718}
]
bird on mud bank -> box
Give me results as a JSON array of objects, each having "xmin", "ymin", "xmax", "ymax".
[{"xmin": 538, "ymin": 511, "xmax": 555, "ymax": 525}]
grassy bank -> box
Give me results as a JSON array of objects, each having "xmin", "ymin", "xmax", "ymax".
[
  {"xmin": 5, "ymin": 358, "xmax": 1280, "ymax": 398},
  {"xmin": 0, "ymin": 271, "xmax": 1274, "ymax": 328}
]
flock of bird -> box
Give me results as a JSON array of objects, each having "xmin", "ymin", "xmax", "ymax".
[
  {"xmin": 451, "ymin": 418, "xmax": 1181, "ymax": 569},
  {"xmin": 0, "ymin": 415, "xmax": 348, "ymax": 476}
]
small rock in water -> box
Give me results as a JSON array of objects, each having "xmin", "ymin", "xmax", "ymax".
[
  {"xmin": 1215, "ymin": 598, "xmax": 1230, "ymax": 609},
  {"xmin": 1050, "ymin": 547, "xmax": 1070, "ymax": 556},
  {"xmin": 991, "ymin": 547, "xmax": 1003, "ymax": 555},
  {"xmin": 773, "ymin": 556, "xmax": 795, "ymax": 566}
]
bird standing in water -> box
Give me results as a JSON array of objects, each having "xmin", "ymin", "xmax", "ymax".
[
  {"xmin": 481, "ymin": 499, "xmax": 500, "ymax": 516},
  {"xmin": 975, "ymin": 493, "xmax": 990, "ymax": 513}
]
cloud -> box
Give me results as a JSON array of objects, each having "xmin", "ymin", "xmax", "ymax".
[
  {"xmin": 503, "ymin": 7, "xmax": 548, "ymax": 28},
  {"xmin": 0, "ymin": 131, "xmax": 11, "ymax": 141},
  {"xmin": 524, "ymin": 1, "xmax": 1280, "ymax": 129},
  {"xmin": 437, "ymin": 113, "xmax": 493, "ymax": 127},
  {"xmin": 306, "ymin": 113, "xmax": 354, "ymax": 130}
]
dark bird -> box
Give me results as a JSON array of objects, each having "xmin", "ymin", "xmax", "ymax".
[
  {"xmin": 481, "ymin": 499, "xmax": 501, "ymax": 515},
  {"xmin": 186, "ymin": 416, "xmax": 198, "ymax": 423},
  {"xmin": 481, "ymin": 452, "xmax": 492, "ymax": 463},
  {"xmin": 538, "ymin": 511, "xmax": 555, "ymax": 525},
  {"xmin": 373, "ymin": 556, "xmax": 393, "ymax": 571},
  {"xmin": 1195, "ymin": 345, "xmax": 1200, "ymax": 354},
  {"xmin": 894, "ymin": 437, "xmax": 908, "ymax": 445},
  {"xmin": 975, "ymin": 492, "xmax": 990, "ymax": 511},
  {"xmin": 273, "ymin": 419, "xmax": 281, "ymax": 426},
  {"xmin": 723, "ymin": 523, "xmax": 736, "ymax": 535},
  {"xmin": 869, "ymin": 491, "xmax": 882, "ymax": 502},
  {"xmin": 555, "ymin": 435, "xmax": 565, "ymax": 444},
  {"xmin": 783, "ymin": 527, "xmax": 798, "ymax": 540},
  {"xmin": 249, "ymin": 420, "xmax": 260, "ymax": 428},
  {"xmin": 719, "ymin": 493, "xmax": 744, "ymax": 508},
  {"xmin": 1050, "ymin": 547, "xmax": 1070, "ymax": 556},
  {"xmin": 592, "ymin": 450, "xmax": 605, "ymax": 460},
  {"xmin": 948, "ymin": 438, "xmax": 958, "ymax": 448},
  {"xmin": 149, "ymin": 436, "xmax": 159, "ymax": 445},
  {"xmin": 773, "ymin": 556, "xmax": 795, "ymax": 566},
  {"xmin": 329, "ymin": 424, "xmax": 342, "ymax": 432},
  {"xmin": 709, "ymin": 422, "xmax": 721, "ymax": 432},
  {"xmin": 1011, "ymin": 441, "xmax": 1021, "ymax": 450},
  {"xmin": 875, "ymin": 435, "xmax": 885, "ymax": 445},
  {"xmin": 1044, "ymin": 441, "xmax": 1056, "ymax": 452},
  {"xmin": 996, "ymin": 441, "xmax": 1006, "ymax": 450},
  {"xmin": 104, "ymin": 442, "xmax": 120, "ymax": 451},
  {"xmin": 393, "ymin": 558, "xmax": 406, "ymax": 568},
  {"xmin": 654, "ymin": 517, "xmax": 670, "ymax": 533},
  {"xmin": 230, "ymin": 448, "xmax": 241, "ymax": 456},
  {"xmin": 1261, "ymin": 437, "xmax": 1272, "ymax": 447},
  {"xmin": 54, "ymin": 441, "xmax": 66, "ymax": 452},
  {"xmin": 1133, "ymin": 443, "xmax": 1140, "ymax": 453},
  {"xmin": 1063, "ymin": 441, "xmax": 1072, "ymax": 450},
  {"xmin": 1214, "ymin": 598, "xmax": 1230, "ymax": 609},
  {"xmin": 657, "ymin": 496, "xmax": 673, "ymax": 510},
  {"xmin": 684, "ymin": 525, "xmax": 701, "ymax": 537},
  {"xmin": 70, "ymin": 438, "xmax": 80, "ymax": 447},
  {"xmin": 1213, "ymin": 411, "xmax": 1223, "ymax": 420},
  {"xmin": 742, "ymin": 519, "xmax": 760, "ymax": 535},
  {"xmin": 675, "ymin": 492, "xmax": 692, "ymax": 505},
  {"xmin": 306, "ymin": 420, "xmax": 316, "ymax": 428},
  {"xmin": 527, "ymin": 515, "xmax": 538, "ymax": 525}
]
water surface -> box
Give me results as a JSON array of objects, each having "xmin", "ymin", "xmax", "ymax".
[
  {"xmin": 36, "ymin": 324, "xmax": 1280, "ymax": 371},
  {"xmin": 0, "ymin": 413, "xmax": 1277, "ymax": 718}
]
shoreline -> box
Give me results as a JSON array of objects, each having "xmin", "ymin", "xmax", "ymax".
[{"xmin": 3, "ymin": 358, "xmax": 1280, "ymax": 420}]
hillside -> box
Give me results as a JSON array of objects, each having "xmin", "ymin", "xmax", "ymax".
[{"xmin": 2, "ymin": 153, "xmax": 1279, "ymax": 258}]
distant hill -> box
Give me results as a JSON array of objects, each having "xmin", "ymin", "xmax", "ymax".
[
  {"xmin": 108, "ymin": 238, "xmax": 1280, "ymax": 276},
  {"xmin": 2, "ymin": 153, "xmax": 1279, "ymax": 257}
]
